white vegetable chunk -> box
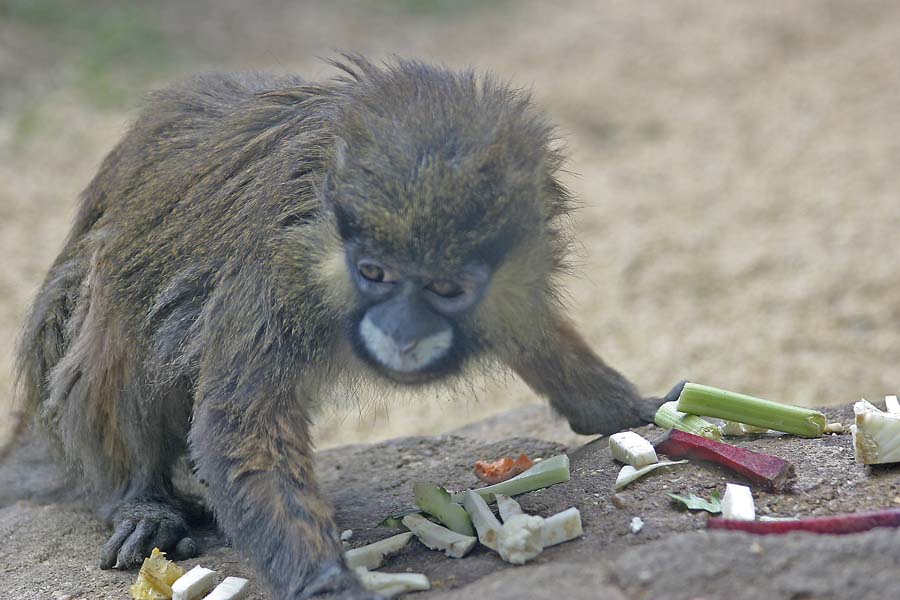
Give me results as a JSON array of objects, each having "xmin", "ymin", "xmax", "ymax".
[
  {"xmin": 203, "ymin": 577, "xmax": 249, "ymax": 600},
  {"xmin": 495, "ymin": 494, "xmax": 523, "ymax": 522},
  {"xmin": 614, "ymin": 460, "xmax": 688, "ymax": 490},
  {"xmin": 540, "ymin": 507, "xmax": 583, "ymax": 547},
  {"xmin": 401, "ymin": 514, "xmax": 476, "ymax": 558},
  {"xmin": 462, "ymin": 490, "xmax": 503, "ymax": 550},
  {"xmin": 172, "ymin": 566, "xmax": 217, "ymax": 600},
  {"xmin": 885, "ymin": 395, "xmax": 900, "ymax": 414},
  {"xmin": 340, "ymin": 529, "xmax": 353, "ymax": 541},
  {"xmin": 496, "ymin": 514, "xmax": 545, "ymax": 565},
  {"xmin": 629, "ymin": 516, "xmax": 644, "ymax": 534},
  {"xmin": 721, "ymin": 483, "xmax": 755, "ymax": 521},
  {"xmin": 609, "ymin": 432, "xmax": 658, "ymax": 467},
  {"xmin": 344, "ymin": 532, "xmax": 413, "ymax": 570},
  {"xmin": 354, "ymin": 567, "xmax": 430, "ymax": 597},
  {"xmin": 852, "ymin": 399, "xmax": 900, "ymax": 464}
]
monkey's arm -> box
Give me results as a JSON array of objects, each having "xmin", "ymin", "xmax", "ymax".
[
  {"xmin": 190, "ymin": 298, "xmax": 377, "ymax": 600},
  {"xmin": 511, "ymin": 314, "xmax": 685, "ymax": 435}
]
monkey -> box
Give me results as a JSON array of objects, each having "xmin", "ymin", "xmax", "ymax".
[{"xmin": 14, "ymin": 55, "xmax": 684, "ymax": 599}]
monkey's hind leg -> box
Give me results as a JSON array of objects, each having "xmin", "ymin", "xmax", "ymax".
[
  {"xmin": 93, "ymin": 378, "xmax": 207, "ymax": 570},
  {"xmin": 39, "ymin": 258, "xmax": 204, "ymax": 570}
]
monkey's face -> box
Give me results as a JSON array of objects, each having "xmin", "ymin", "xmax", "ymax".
[{"xmin": 346, "ymin": 244, "xmax": 491, "ymax": 384}]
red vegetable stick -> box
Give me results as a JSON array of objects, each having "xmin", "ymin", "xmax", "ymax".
[
  {"xmin": 654, "ymin": 429, "xmax": 795, "ymax": 491},
  {"xmin": 708, "ymin": 508, "xmax": 900, "ymax": 534}
]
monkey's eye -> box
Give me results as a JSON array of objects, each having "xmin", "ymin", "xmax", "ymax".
[
  {"xmin": 357, "ymin": 260, "xmax": 398, "ymax": 285},
  {"xmin": 427, "ymin": 279, "xmax": 464, "ymax": 298},
  {"xmin": 359, "ymin": 262, "xmax": 385, "ymax": 282}
]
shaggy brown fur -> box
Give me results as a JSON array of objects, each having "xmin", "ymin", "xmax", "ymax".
[{"xmin": 15, "ymin": 55, "xmax": 681, "ymax": 598}]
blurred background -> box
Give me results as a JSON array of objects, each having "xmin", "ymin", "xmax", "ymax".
[{"xmin": 1, "ymin": 0, "xmax": 898, "ymax": 449}]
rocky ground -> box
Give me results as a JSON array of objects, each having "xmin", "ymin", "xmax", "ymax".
[{"xmin": 3, "ymin": 403, "xmax": 900, "ymax": 600}]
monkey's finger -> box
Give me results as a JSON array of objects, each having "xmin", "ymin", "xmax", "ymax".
[
  {"xmin": 664, "ymin": 380, "xmax": 689, "ymax": 404},
  {"xmin": 100, "ymin": 518, "xmax": 136, "ymax": 570},
  {"xmin": 173, "ymin": 536, "xmax": 200, "ymax": 560},
  {"xmin": 153, "ymin": 519, "xmax": 185, "ymax": 554},
  {"xmin": 116, "ymin": 518, "xmax": 158, "ymax": 569}
]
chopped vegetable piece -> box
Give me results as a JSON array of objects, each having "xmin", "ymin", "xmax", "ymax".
[
  {"xmin": 340, "ymin": 529, "xmax": 353, "ymax": 541},
  {"xmin": 474, "ymin": 453, "xmax": 535, "ymax": 484},
  {"xmin": 495, "ymin": 494, "xmax": 523, "ymax": 522},
  {"xmin": 654, "ymin": 401, "xmax": 723, "ymax": 441},
  {"xmin": 354, "ymin": 567, "xmax": 430, "ymax": 597},
  {"xmin": 721, "ymin": 483, "xmax": 755, "ymax": 521},
  {"xmin": 708, "ymin": 508, "xmax": 900, "ymax": 534},
  {"xmin": 540, "ymin": 507, "xmax": 583, "ymax": 547},
  {"xmin": 414, "ymin": 483, "xmax": 475, "ymax": 536},
  {"xmin": 721, "ymin": 421, "xmax": 769, "ymax": 435},
  {"xmin": 824, "ymin": 422, "xmax": 845, "ymax": 434},
  {"xmin": 615, "ymin": 460, "xmax": 688, "ymax": 490},
  {"xmin": 401, "ymin": 514, "xmax": 477, "ymax": 558},
  {"xmin": 378, "ymin": 509, "xmax": 420, "ymax": 529},
  {"xmin": 629, "ymin": 516, "xmax": 644, "ymax": 533},
  {"xmin": 172, "ymin": 566, "xmax": 217, "ymax": 600},
  {"xmin": 885, "ymin": 395, "xmax": 900, "ymax": 414},
  {"xmin": 462, "ymin": 490, "xmax": 503, "ymax": 550},
  {"xmin": 609, "ymin": 431, "xmax": 658, "ymax": 467},
  {"xmin": 852, "ymin": 399, "xmax": 900, "ymax": 464},
  {"xmin": 203, "ymin": 577, "xmax": 249, "ymax": 600},
  {"xmin": 655, "ymin": 429, "xmax": 795, "ymax": 491},
  {"xmin": 450, "ymin": 454, "xmax": 570, "ymax": 503},
  {"xmin": 497, "ymin": 513, "xmax": 545, "ymax": 564},
  {"xmin": 344, "ymin": 532, "xmax": 413, "ymax": 570},
  {"xmin": 676, "ymin": 383, "xmax": 826, "ymax": 438},
  {"xmin": 758, "ymin": 516, "xmax": 799, "ymax": 522},
  {"xmin": 667, "ymin": 491, "xmax": 722, "ymax": 514},
  {"xmin": 130, "ymin": 548, "xmax": 186, "ymax": 600}
]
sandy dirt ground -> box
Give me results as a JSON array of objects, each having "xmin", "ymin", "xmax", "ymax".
[{"xmin": 1, "ymin": 0, "xmax": 899, "ymax": 450}]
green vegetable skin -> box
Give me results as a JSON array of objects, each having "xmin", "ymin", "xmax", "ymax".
[
  {"xmin": 413, "ymin": 483, "xmax": 476, "ymax": 536},
  {"xmin": 677, "ymin": 383, "xmax": 826, "ymax": 438},
  {"xmin": 667, "ymin": 491, "xmax": 722, "ymax": 514},
  {"xmin": 449, "ymin": 454, "xmax": 571, "ymax": 503},
  {"xmin": 654, "ymin": 401, "xmax": 723, "ymax": 441}
]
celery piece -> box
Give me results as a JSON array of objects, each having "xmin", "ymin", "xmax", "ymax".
[
  {"xmin": 495, "ymin": 494, "xmax": 524, "ymax": 522},
  {"xmin": 344, "ymin": 532, "xmax": 413, "ymax": 570},
  {"xmin": 676, "ymin": 383, "xmax": 826, "ymax": 438},
  {"xmin": 401, "ymin": 514, "xmax": 476, "ymax": 558},
  {"xmin": 654, "ymin": 401, "xmax": 723, "ymax": 441},
  {"xmin": 354, "ymin": 567, "xmax": 430, "ymax": 597},
  {"xmin": 615, "ymin": 460, "xmax": 688, "ymax": 490},
  {"xmin": 461, "ymin": 490, "xmax": 502, "ymax": 550},
  {"xmin": 450, "ymin": 454, "xmax": 570, "ymax": 503},
  {"xmin": 852, "ymin": 399, "xmax": 900, "ymax": 464},
  {"xmin": 414, "ymin": 483, "xmax": 475, "ymax": 536},
  {"xmin": 540, "ymin": 507, "xmax": 583, "ymax": 547}
]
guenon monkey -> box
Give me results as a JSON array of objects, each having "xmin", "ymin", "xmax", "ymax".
[{"xmin": 15, "ymin": 55, "xmax": 683, "ymax": 598}]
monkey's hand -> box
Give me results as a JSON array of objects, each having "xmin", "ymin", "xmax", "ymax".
[
  {"xmin": 99, "ymin": 498, "xmax": 200, "ymax": 569},
  {"xmin": 296, "ymin": 560, "xmax": 385, "ymax": 599},
  {"xmin": 636, "ymin": 379, "xmax": 688, "ymax": 422}
]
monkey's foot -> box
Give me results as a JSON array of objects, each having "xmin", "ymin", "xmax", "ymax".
[{"xmin": 99, "ymin": 500, "xmax": 199, "ymax": 570}]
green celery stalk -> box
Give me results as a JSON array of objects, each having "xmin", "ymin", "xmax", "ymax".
[
  {"xmin": 654, "ymin": 401, "xmax": 723, "ymax": 440},
  {"xmin": 676, "ymin": 383, "xmax": 826, "ymax": 438},
  {"xmin": 449, "ymin": 454, "xmax": 570, "ymax": 503}
]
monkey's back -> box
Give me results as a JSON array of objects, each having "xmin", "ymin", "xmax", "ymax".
[{"xmin": 16, "ymin": 73, "xmax": 336, "ymax": 481}]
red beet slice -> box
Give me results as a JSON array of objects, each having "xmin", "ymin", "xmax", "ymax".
[
  {"xmin": 654, "ymin": 429, "xmax": 795, "ymax": 491},
  {"xmin": 708, "ymin": 508, "xmax": 900, "ymax": 534}
]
